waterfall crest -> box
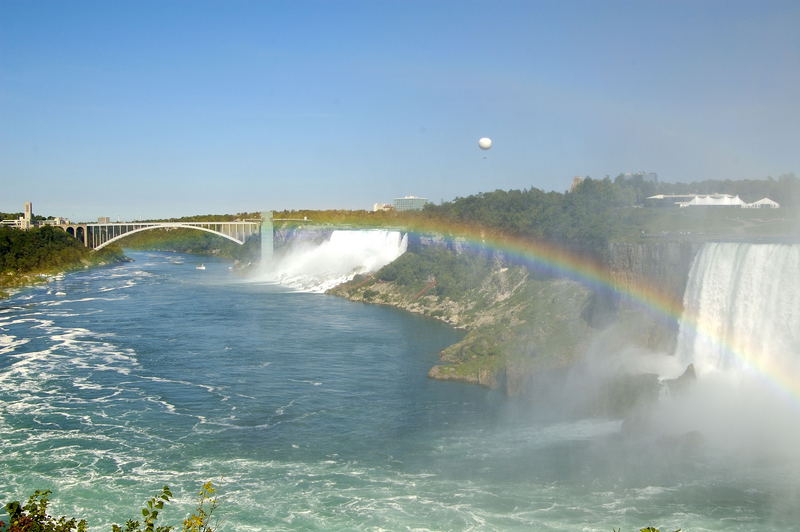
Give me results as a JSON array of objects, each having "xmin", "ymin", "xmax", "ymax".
[
  {"xmin": 675, "ymin": 243, "xmax": 800, "ymax": 377},
  {"xmin": 253, "ymin": 229, "xmax": 407, "ymax": 293}
]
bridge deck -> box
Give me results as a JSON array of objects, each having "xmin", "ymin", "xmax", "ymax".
[{"xmin": 58, "ymin": 220, "xmax": 263, "ymax": 250}]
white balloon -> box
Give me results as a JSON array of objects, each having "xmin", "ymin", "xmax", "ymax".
[{"xmin": 478, "ymin": 137, "xmax": 493, "ymax": 150}]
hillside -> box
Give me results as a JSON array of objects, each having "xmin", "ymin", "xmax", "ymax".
[{"xmin": 0, "ymin": 226, "xmax": 126, "ymax": 298}]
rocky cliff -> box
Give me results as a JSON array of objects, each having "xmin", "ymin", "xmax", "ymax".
[
  {"xmin": 606, "ymin": 240, "xmax": 701, "ymax": 353},
  {"xmin": 326, "ymin": 233, "xmax": 702, "ymax": 396},
  {"xmin": 607, "ymin": 240, "xmax": 701, "ymax": 304},
  {"xmin": 329, "ymin": 251, "xmax": 598, "ymax": 396}
]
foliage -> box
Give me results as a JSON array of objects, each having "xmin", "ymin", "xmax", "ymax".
[
  {"xmin": 133, "ymin": 213, "xmax": 259, "ymax": 223},
  {"xmin": 116, "ymin": 174, "xmax": 799, "ymax": 261},
  {"xmin": 111, "ymin": 486, "xmax": 174, "ymax": 532},
  {"xmin": 377, "ymin": 248, "xmax": 493, "ymax": 300},
  {"xmin": 181, "ymin": 483, "xmax": 217, "ymax": 532},
  {"xmin": 1, "ymin": 484, "xmax": 217, "ymax": 532},
  {"xmin": 419, "ymin": 178, "xmax": 628, "ymax": 257},
  {"xmin": 0, "ymin": 212, "xmax": 52, "ymax": 222},
  {"xmin": 0, "ymin": 227, "xmax": 125, "ymax": 285},
  {"xmin": 0, "ymin": 227, "xmax": 88, "ymax": 273},
  {"xmin": 1, "ymin": 490, "xmax": 87, "ymax": 532},
  {"xmin": 117, "ymin": 228, "xmax": 259, "ymax": 262},
  {"xmin": 271, "ymin": 208, "xmax": 417, "ymax": 228}
]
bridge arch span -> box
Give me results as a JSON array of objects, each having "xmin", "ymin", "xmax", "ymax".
[{"xmin": 94, "ymin": 224, "xmax": 247, "ymax": 251}]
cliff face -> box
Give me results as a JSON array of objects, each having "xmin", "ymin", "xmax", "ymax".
[
  {"xmin": 329, "ymin": 255, "xmax": 597, "ymax": 396},
  {"xmin": 607, "ymin": 241, "xmax": 701, "ymax": 304},
  {"xmin": 606, "ymin": 240, "xmax": 701, "ymax": 353},
  {"xmin": 324, "ymin": 231, "xmax": 703, "ymax": 396},
  {"xmin": 273, "ymin": 226, "xmax": 334, "ymax": 248}
]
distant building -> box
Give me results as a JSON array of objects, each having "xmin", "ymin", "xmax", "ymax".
[
  {"xmin": 372, "ymin": 203, "xmax": 394, "ymax": 212},
  {"xmin": 2, "ymin": 201, "xmax": 35, "ymax": 229},
  {"xmin": 20, "ymin": 201, "xmax": 33, "ymax": 229},
  {"xmin": 98, "ymin": 216, "xmax": 111, "ymax": 223},
  {"xmin": 743, "ymin": 197, "xmax": 780, "ymax": 209},
  {"xmin": 41, "ymin": 217, "xmax": 69, "ymax": 225},
  {"xmin": 644, "ymin": 194, "xmax": 697, "ymax": 207},
  {"xmin": 393, "ymin": 195, "xmax": 429, "ymax": 211},
  {"xmin": 678, "ymin": 194, "xmax": 746, "ymax": 208},
  {"xmin": 1, "ymin": 202, "xmax": 72, "ymax": 228},
  {"xmin": 646, "ymin": 193, "xmax": 780, "ymax": 209},
  {"xmin": 569, "ymin": 176, "xmax": 584, "ymax": 192}
]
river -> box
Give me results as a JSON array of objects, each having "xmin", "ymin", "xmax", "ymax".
[{"xmin": 1, "ymin": 250, "xmax": 798, "ymax": 531}]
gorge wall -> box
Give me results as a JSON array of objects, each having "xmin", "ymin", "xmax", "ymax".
[
  {"xmin": 278, "ymin": 227, "xmax": 703, "ymax": 396},
  {"xmin": 607, "ymin": 240, "xmax": 701, "ymax": 306},
  {"xmin": 605, "ymin": 240, "xmax": 702, "ymax": 354}
]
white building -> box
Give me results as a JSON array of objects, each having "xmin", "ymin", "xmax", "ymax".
[
  {"xmin": 393, "ymin": 196, "xmax": 429, "ymax": 211},
  {"xmin": 742, "ymin": 197, "xmax": 780, "ymax": 209},
  {"xmin": 646, "ymin": 193, "xmax": 781, "ymax": 209},
  {"xmin": 677, "ymin": 194, "xmax": 746, "ymax": 207}
]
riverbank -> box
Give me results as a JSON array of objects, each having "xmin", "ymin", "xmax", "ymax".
[
  {"xmin": 0, "ymin": 246, "xmax": 128, "ymax": 299},
  {"xmin": 327, "ymin": 249, "xmax": 599, "ymax": 395}
]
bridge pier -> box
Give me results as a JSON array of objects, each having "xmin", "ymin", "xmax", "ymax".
[{"xmin": 261, "ymin": 211, "xmax": 273, "ymax": 263}]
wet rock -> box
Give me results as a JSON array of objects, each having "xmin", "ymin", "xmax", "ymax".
[{"xmin": 664, "ymin": 363, "xmax": 696, "ymax": 396}]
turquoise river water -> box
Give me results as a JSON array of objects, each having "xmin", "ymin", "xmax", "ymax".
[{"xmin": 1, "ymin": 250, "xmax": 799, "ymax": 531}]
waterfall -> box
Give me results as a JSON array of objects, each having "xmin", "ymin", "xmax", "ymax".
[
  {"xmin": 251, "ymin": 229, "xmax": 407, "ymax": 293},
  {"xmin": 675, "ymin": 243, "xmax": 800, "ymax": 378}
]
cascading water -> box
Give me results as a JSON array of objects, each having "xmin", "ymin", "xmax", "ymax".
[
  {"xmin": 656, "ymin": 242, "xmax": 800, "ymax": 462},
  {"xmin": 675, "ymin": 243, "xmax": 800, "ymax": 377},
  {"xmin": 252, "ymin": 229, "xmax": 408, "ymax": 293}
]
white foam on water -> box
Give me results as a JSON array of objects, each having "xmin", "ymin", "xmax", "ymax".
[
  {"xmin": 0, "ymin": 334, "xmax": 30, "ymax": 354},
  {"xmin": 39, "ymin": 296, "xmax": 128, "ymax": 307},
  {"xmin": 99, "ymin": 279, "xmax": 137, "ymax": 292}
]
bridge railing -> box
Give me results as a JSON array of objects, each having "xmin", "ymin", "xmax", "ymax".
[{"xmin": 58, "ymin": 220, "xmax": 263, "ymax": 250}]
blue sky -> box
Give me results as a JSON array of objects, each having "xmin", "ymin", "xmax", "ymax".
[{"xmin": 1, "ymin": 0, "xmax": 798, "ymax": 220}]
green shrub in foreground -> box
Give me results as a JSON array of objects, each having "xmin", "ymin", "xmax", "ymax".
[{"xmin": 1, "ymin": 483, "xmax": 217, "ymax": 532}]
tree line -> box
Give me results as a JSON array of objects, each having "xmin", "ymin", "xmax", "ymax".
[{"xmin": 0, "ymin": 226, "xmax": 123, "ymax": 276}]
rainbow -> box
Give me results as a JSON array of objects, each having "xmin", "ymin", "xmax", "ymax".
[{"xmin": 381, "ymin": 217, "xmax": 799, "ymax": 401}]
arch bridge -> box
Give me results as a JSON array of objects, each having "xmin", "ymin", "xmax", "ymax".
[{"xmin": 59, "ymin": 220, "xmax": 263, "ymax": 251}]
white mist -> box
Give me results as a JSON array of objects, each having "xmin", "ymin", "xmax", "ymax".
[
  {"xmin": 251, "ymin": 230, "xmax": 407, "ymax": 293},
  {"xmin": 657, "ymin": 243, "xmax": 800, "ymax": 460}
]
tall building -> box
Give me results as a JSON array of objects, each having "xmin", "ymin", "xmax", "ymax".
[
  {"xmin": 393, "ymin": 195, "xmax": 429, "ymax": 211},
  {"xmin": 20, "ymin": 202, "xmax": 33, "ymax": 229}
]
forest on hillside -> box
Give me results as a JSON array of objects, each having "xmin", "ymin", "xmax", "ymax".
[
  {"xmin": 55, "ymin": 174, "xmax": 799, "ymax": 262},
  {"xmin": 0, "ymin": 226, "xmax": 106, "ymax": 273}
]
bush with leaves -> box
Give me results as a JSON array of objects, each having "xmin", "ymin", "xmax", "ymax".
[
  {"xmin": 1, "ymin": 490, "xmax": 87, "ymax": 532},
  {"xmin": 1, "ymin": 484, "xmax": 217, "ymax": 532}
]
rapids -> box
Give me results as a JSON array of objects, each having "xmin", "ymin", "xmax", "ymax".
[{"xmin": 1, "ymin": 243, "xmax": 799, "ymax": 530}]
